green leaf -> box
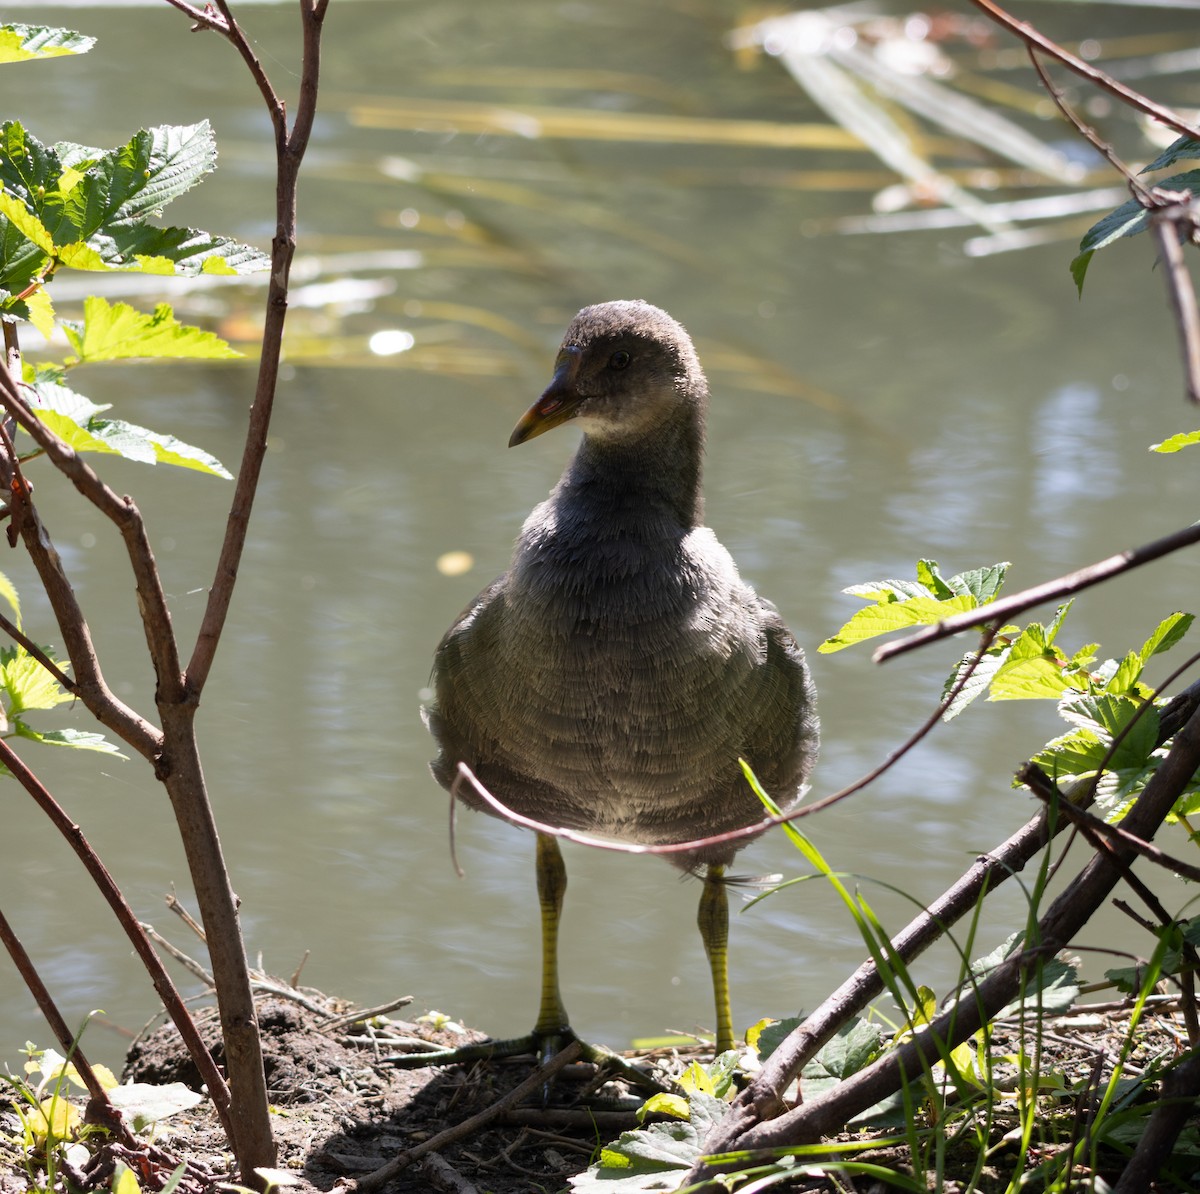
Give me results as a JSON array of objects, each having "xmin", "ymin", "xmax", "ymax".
[
  {"xmin": 1056, "ymin": 693, "xmax": 1160, "ymax": 771},
  {"xmin": 989, "ymin": 624, "xmax": 1075, "ymax": 701},
  {"xmin": 570, "ymin": 1092, "xmax": 727, "ymax": 1190},
  {"xmin": 63, "ymin": 297, "xmax": 240, "ymax": 364},
  {"xmin": 0, "ymin": 191, "xmax": 54, "ymax": 254},
  {"xmin": 23, "ymin": 288, "xmax": 55, "ymax": 340},
  {"xmin": 0, "ymin": 24, "xmax": 95, "ymax": 64},
  {"xmin": 801, "ymin": 1018, "xmax": 882, "ymax": 1100},
  {"xmin": 1104, "ymin": 650, "xmax": 1143, "ymax": 697},
  {"xmin": 842, "ymin": 577, "xmax": 935, "ymax": 602},
  {"xmin": 1152, "ymin": 429, "xmax": 1200, "ymax": 453},
  {"xmin": 11, "ymin": 725, "xmax": 127, "ymax": 756},
  {"xmin": 942, "ymin": 642, "xmax": 1010, "ymax": 720},
  {"xmin": 1140, "ymin": 612, "xmax": 1194, "ymax": 662},
  {"xmin": 820, "ymin": 593, "xmax": 975, "ymax": 653},
  {"xmin": 0, "ymin": 571, "xmax": 20, "ymax": 630},
  {"xmin": 637, "ymin": 1092, "xmax": 689, "ymax": 1121},
  {"xmin": 1141, "ymin": 134, "xmax": 1200, "ymax": 175},
  {"xmin": 916, "ymin": 559, "xmax": 954, "ymax": 600},
  {"xmin": 0, "ymin": 120, "xmax": 269, "ymax": 292},
  {"xmin": 1072, "ymin": 170, "xmax": 1200, "ymax": 293},
  {"xmin": 0, "ymin": 646, "xmax": 72, "ymax": 715},
  {"xmin": 753, "ymin": 1016, "xmax": 803, "ymax": 1064},
  {"xmin": 946, "ymin": 561, "xmax": 1009, "ymax": 605},
  {"xmin": 28, "ymin": 379, "xmax": 233, "ymax": 478}
]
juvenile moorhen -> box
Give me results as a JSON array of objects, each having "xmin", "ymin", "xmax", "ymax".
[{"xmin": 424, "ymin": 300, "xmax": 818, "ymax": 1061}]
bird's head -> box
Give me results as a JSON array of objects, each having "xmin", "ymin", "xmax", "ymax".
[{"xmin": 509, "ymin": 300, "xmax": 708, "ymax": 448}]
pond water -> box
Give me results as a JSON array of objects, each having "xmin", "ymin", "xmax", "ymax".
[{"xmin": 3, "ymin": 0, "xmax": 1199, "ymax": 1070}]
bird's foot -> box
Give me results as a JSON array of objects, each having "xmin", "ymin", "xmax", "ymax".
[{"xmin": 386, "ymin": 1025, "xmax": 665, "ymax": 1094}]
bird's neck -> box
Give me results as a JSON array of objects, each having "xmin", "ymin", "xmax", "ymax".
[{"xmin": 559, "ymin": 410, "xmax": 705, "ymax": 530}]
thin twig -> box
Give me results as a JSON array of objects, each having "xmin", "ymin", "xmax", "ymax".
[
  {"xmin": 452, "ymin": 627, "xmax": 1001, "ymax": 860},
  {"xmin": 185, "ymin": 0, "xmax": 328, "ymax": 693},
  {"xmin": 0, "ymin": 608, "xmax": 76, "ymax": 692},
  {"xmin": 968, "ymin": 0, "xmax": 1200, "ymax": 142},
  {"xmin": 140, "ymin": 923, "xmax": 214, "ymax": 986},
  {"xmin": 1027, "ymin": 49, "xmax": 1152, "ymax": 206},
  {"xmin": 1149, "ymin": 200, "xmax": 1200, "ymax": 406},
  {"xmin": 0, "ymin": 906, "xmax": 136, "ymax": 1145},
  {"xmin": 1020, "ymin": 764, "xmax": 1200, "ymax": 884},
  {"xmin": 0, "ymin": 740, "xmax": 233, "ymax": 1137},
  {"xmin": 319, "ymin": 995, "xmax": 415, "ymax": 1032},
  {"xmin": 352, "ymin": 1040, "xmax": 583, "ymax": 1191}
]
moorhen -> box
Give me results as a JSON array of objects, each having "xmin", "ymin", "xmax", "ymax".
[{"xmin": 424, "ymin": 300, "xmax": 818, "ymax": 1062}]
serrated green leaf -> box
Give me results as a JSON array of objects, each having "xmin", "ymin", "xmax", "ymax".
[
  {"xmin": 12, "ymin": 725, "xmax": 127, "ymax": 757},
  {"xmin": 1140, "ymin": 612, "xmax": 1193, "ymax": 662},
  {"xmin": 572, "ymin": 1091, "xmax": 727, "ymax": 1188},
  {"xmin": 1073, "ymin": 170, "xmax": 1200, "ymax": 294},
  {"xmin": 802, "ymin": 1018, "xmax": 882, "ymax": 1085},
  {"xmin": 0, "ymin": 191, "xmax": 54, "ymax": 254},
  {"xmin": 916, "ymin": 559, "xmax": 954, "ymax": 599},
  {"xmin": 820, "ymin": 593, "xmax": 975, "ymax": 653},
  {"xmin": 0, "ymin": 646, "xmax": 71, "ymax": 715},
  {"xmin": 843, "ymin": 578, "xmax": 934, "ymax": 602},
  {"xmin": 1031, "ymin": 727, "xmax": 1108, "ymax": 780},
  {"xmin": 942, "ymin": 643, "xmax": 1010, "ymax": 720},
  {"xmin": 1071, "ymin": 248, "xmax": 1094, "ymax": 295},
  {"xmin": 992, "ymin": 656, "xmax": 1078, "ymax": 701},
  {"xmin": 1058, "ymin": 694, "xmax": 1160, "ymax": 770},
  {"xmin": 947, "ymin": 561, "xmax": 1009, "ymax": 605},
  {"xmin": 1105, "ymin": 650, "xmax": 1143, "ymax": 697},
  {"xmin": 1046, "ymin": 601, "xmax": 1073, "ymax": 646},
  {"xmin": 1141, "ymin": 134, "xmax": 1200, "ymax": 175},
  {"xmin": 28, "ymin": 379, "xmax": 232, "ymax": 478},
  {"xmin": 0, "ymin": 24, "xmax": 94, "ymax": 64},
  {"xmin": 63, "ymin": 297, "xmax": 240, "ymax": 364},
  {"xmin": 0, "ymin": 571, "xmax": 21, "ymax": 629},
  {"xmin": 0, "ymin": 120, "xmax": 268, "ymax": 286},
  {"xmin": 23, "ymin": 288, "xmax": 54, "ymax": 339},
  {"xmin": 1151, "ymin": 429, "xmax": 1200, "ymax": 453}
]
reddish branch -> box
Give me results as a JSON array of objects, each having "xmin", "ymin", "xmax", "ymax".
[
  {"xmin": 186, "ymin": 0, "xmax": 329, "ymax": 692},
  {"xmin": 0, "ymin": 907, "xmax": 136, "ymax": 1145},
  {"xmin": 0, "ymin": 740, "xmax": 235, "ymax": 1141},
  {"xmin": 966, "ymin": 0, "xmax": 1200, "ymax": 142}
]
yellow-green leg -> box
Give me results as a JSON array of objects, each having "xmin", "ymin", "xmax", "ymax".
[
  {"xmin": 698, "ymin": 863, "xmax": 734, "ymax": 1054},
  {"xmin": 533, "ymin": 831, "xmax": 569, "ymax": 1040},
  {"xmin": 388, "ymin": 833, "xmax": 662, "ymax": 1092}
]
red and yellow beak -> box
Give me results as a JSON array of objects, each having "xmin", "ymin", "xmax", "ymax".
[{"xmin": 509, "ymin": 346, "xmax": 584, "ymax": 447}]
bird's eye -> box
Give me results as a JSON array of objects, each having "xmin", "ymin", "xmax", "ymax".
[{"xmin": 609, "ymin": 350, "xmax": 631, "ymax": 370}]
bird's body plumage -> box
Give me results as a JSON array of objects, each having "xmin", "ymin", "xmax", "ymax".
[{"xmin": 428, "ymin": 300, "xmax": 818, "ymax": 868}]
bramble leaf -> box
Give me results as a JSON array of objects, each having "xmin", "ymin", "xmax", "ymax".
[
  {"xmin": 28, "ymin": 379, "xmax": 233, "ymax": 478},
  {"xmin": 1072, "ymin": 170, "xmax": 1200, "ymax": 293},
  {"xmin": 0, "ymin": 23, "xmax": 94, "ymax": 64},
  {"xmin": 63, "ymin": 297, "xmax": 241, "ymax": 364},
  {"xmin": 820, "ymin": 593, "xmax": 975, "ymax": 653},
  {"xmin": 0, "ymin": 119, "xmax": 269, "ymax": 319},
  {"xmin": 1151, "ymin": 430, "xmax": 1200, "ymax": 453},
  {"xmin": 1141, "ymin": 134, "xmax": 1200, "ymax": 175},
  {"xmin": 1139, "ymin": 612, "xmax": 1193, "ymax": 662}
]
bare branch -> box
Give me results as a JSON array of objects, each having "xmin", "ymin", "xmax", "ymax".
[
  {"xmin": 1149, "ymin": 200, "xmax": 1200, "ymax": 405},
  {"xmin": 0, "ymin": 739, "xmax": 234, "ymax": 1138},
  {"xmin": 968, "ymin": 0, "xmax": 1200, "ymax": 142},
  {"xmin": 0, "ymin": 359, "xmax": 185, "ymax": 711},
  {"xmin": 185, "ymin": 0, "xmax": 329, "ymax": 693}
]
